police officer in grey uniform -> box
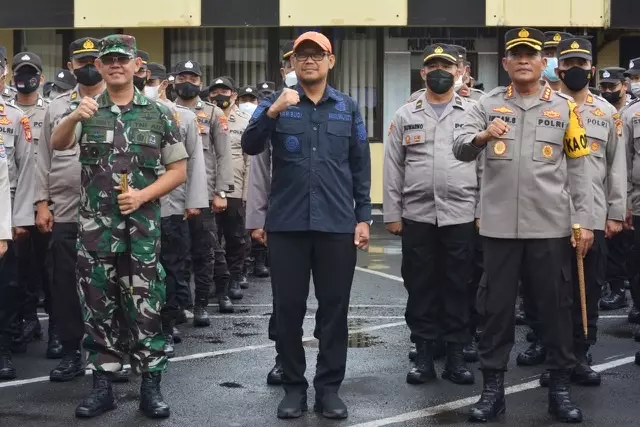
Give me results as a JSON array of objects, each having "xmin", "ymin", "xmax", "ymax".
[
  {"xmin": 8, "ymin": 52, "xmax": 57, "ymax": 356},
  {"xmin": 538, "ymin": 38, "xmax": 626, "ymax": 388},
  {"xmin": 0, "ymin": 46, "xmax": 16, "ymax": 103},
  {"xmin": 453, "ymin": 27, "xmax": 594, "ymax": 423},
  {"xmin": 36, "ymin": 38, "xmax": 107, "ymax": 381},
  {"xmin": 0, "ymin": 95, "xmax": 35, "ymax": 379},
  {"xmin": 385, "ymin": 44, "xmax": 478, "ymax": 386},
  {"xmin": 173, "ymin": 60, "xmax": 234, "ymax": 322},
  {"xmin": 210, "ymin": 76, "xmax": 251, "ymax": 300},
  {"xmin": 143, "ymin": 62, "xmax": 210, "ymax": 354}
]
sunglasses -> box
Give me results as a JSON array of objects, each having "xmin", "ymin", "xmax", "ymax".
[{"xmin": 100, "ymin": 55, "xmax": 133, "ymax": 65}]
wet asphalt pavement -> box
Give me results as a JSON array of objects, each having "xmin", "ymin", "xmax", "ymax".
[{"xmin": 1, "ymin": 223, "xmax": 639, "ymax": 426}]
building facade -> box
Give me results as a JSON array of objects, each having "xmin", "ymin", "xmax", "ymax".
[{"xmin": 1, "ymin": 0, "xmax": 637, "ymax": 203}]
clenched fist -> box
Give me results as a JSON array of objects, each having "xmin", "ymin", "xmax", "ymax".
[
  {"xmin": 475, "ymin": 118, "xmax": 510, "ymax": 146},
  {"xmin": 267, "ymin": 88, "xmax": 300, "ymax": 118},
  {"xmin": 71, "ymin": 97, "xmax": 99, "ymax": 122}
]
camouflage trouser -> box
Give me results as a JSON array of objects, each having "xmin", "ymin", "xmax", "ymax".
[{"xmin": 76, "ymin": 244, "xmax": 168, "ymax": 374}]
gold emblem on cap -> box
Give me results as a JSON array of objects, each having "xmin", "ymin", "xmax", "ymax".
[
  {"xmin": 553, "ymin": 33, "xmax": 562, "ymax": 42},
  {"xmin": 494, "ymin": 141, "xmax": 506, "ymax": 156},
  {"xmin": 83, "ymin": 39, "xmax": 95, "ymax": 50},
  {"xmin": 542, "ymin": 145, "xmax": 553, "ymax": 158},
  {"xmin": 434, "ymin": 46, "xmax": 444, "ymax": 54},
  {"xmin": 518, "ymin": 29, "xmax": 530, "ymax": 38},
  {"xmin": 571, "ymin": 41, "xmax": 580, "ymax": 49}
]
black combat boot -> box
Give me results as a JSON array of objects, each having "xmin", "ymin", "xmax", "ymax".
[
  {"xmin": 172, "ymin": 326, "xmax": 182, "ymax": 344},
  {"xmin": 315, "ymin": 393, "xmax": 348, "ymax": 419},
  {"xmin": 50, "ymin": 347, "xmax": 85, "ymax": 382},
  {"xmin": 139, "ymin": 372, "xmax": 170, "ymax": 418},
  {"xmin": 599, "ymin": 285, "xmax": 627, "ymax": 310},
  {"xmin": 277, "ymin": 390, "xmax": 307, "ymax": 419},
  {"xmin": 161, "ymin": 317, "xmax": 175, "ymax": 359},
  {"xmin": 469, "ymin": 370, "xmax": 505, "ymax": 422},
  {"xmin": 463, "ymin": 340, "xmax": 479, "ymax": 363},
  {"xmin": 253, "ymin": 251, "xmax": 270, "ymax": 278},
  {"xmin": 193, "ymin": 302, "xmax": 210, "ymax": 327},
  {"xmin": 516, "ymin": 340, "xmax": 546, "ymax": 366},
  {"xmin": 408, "ymin": 344, "xmax": 417, "ymax": 361},
  {"xmin": 406, "ymin": 340, "xmax": 437, "ymax": 384},
  {"xmin": 0, "ymin": 339, "xmax": 16, "ymax": 380},
  {"xmin": 570, "ymin": 344, "xmax": 600, "ymax": 386},
  {"xmin": 548, "ymin": 369, "xmax": 583, "ymax": 423},
  {"xmin": 228, "ymin": 276, "xmax": 243, "ymax": 300},
  {"xmin": 540, "ymin": 370, "xmax": 551, "ymax": 387},
  {"xmin": 46, "ymin": 323, "xmax": 63, "ymax": 359},
  {"xmin": 239, "ymin": 265, "xmax": 249, "ymax": 289},
  {"xmin": 267, "ymin": 354, "xmax": 283, "ymax": 385},
  {"xmin": 75, "ymin": 371, "xmax": 116, "ymax": 418},
  {"xmin": 112, "ymin": 367, "xmax": 130, "ymax": 383},
  {"xmin": 442, "ymin": 343, "xmax": 475, "ymax": 384}
]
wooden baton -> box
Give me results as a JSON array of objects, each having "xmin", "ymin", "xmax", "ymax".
[{"xmin": 572, "ymin": 224, "xmax": 588, "ymax": 338}]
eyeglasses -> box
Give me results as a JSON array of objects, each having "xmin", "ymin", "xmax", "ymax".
[
  {"xmin": 293, "ymin": 52, "xmax": 329, "ymax": 62},
  {"xmin": 100, "ymin": 55, "xmax": 133, "ymax": 65}
]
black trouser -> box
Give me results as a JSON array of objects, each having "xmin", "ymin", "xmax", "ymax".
[
  {"xmin": 19, "ymin": 226, "xmax": 51, "ymax": 319},
  {"xmin": 572, "ymin": 230, "xmax": 606, "ymax": 346},
  {"xmin": 0, "ymin": 240, "xmax": 24, "ymax": 345},
  {"xmin": 478, "ymin": 237, "xmax": 576, "ymax": 371},
  {"xmin": 270, "ymin": 231, "xmax": 356, "ymax": 396},
  {"xmin": 49, "ymin": 223, "xmax": 84, "ymax": 349},
  {"xmin": 521, "ymin": 278, "xmax": 539, "ymax": 334},
  {"xmin": 402, "ymin": 219, "xmax": 474, "ymax": 344},
  {"xmin": 161, "ymin": 216, "xmax": 190, "ymax": 320},
  {"xmin": 606, "ymin": 229, "xmax": 632, "ymax": 294},
  {"xmin": 216, "ymin": 198, "xmax": 247, "ymax": 277},
  {"xmin": 469, "ymin": 229, "xmax": 484, "ymax": 335}
]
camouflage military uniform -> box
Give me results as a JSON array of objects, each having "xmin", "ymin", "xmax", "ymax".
[{"xmin": 73, "ymin": 78, "xmax": 187, "ymax": 374}]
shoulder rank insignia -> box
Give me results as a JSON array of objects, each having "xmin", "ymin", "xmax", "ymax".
[
  {"xmin": 71, "ymin": 92, "xmax": 78, "ymax": 101},
  {"xmin": 0, "ymin": 116, "xmax": 10, "ymax": 126},
  {"xmin": 505, "ymin": 85, "xmax": 514, "ymax": 99},
  {"xmin": 585, "ymin": 94, "xmax": 594, "ymax": 105},
  {"xmin": 543, "ymin": 110, "xmax": 561, "ymax": 119},
  {"xmin": 591, "ymin": 108, "xmax": 605, "ymax": 117},
  {"xmin": 173, "ymin": 111, "xmax": 181, "ymax": 127},
  {"xmin": 541, "ymin": 87, "xmax": 552, "ymax": 101},
  {"xmin": 20, "ymin": 116, "xmax": 32, "ymax": 142},
  {"xmin": 613, "ymin": 112, "xmax": 623, "ymax": 137},
  {"xmin": 455, "ymin": 96, "xmax": 463, "ymax": 106},
  {"xmin": 415, "ymin": 99, "xmax": 423, "ymax": 110},
  {"xmin": 388, "ymin": 121, "xmax": 394, "ymax": 137},
  {"xmin": 218, "ymin": 115, "xmax": 229, "ymax": 132},
  {"xmin": 0, "ymin": 104, "xmax": 4, "ymax": 114}
]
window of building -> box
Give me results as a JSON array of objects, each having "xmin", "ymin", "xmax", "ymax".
[
  {"xmin": 224, "ymin": 28, "xmax": 268, "ymax": 89},
  {"xmin": 167, "ymin": 28, "xmax": 216, "ymax": 85},
  {"xmin": 17, "ymin": 30, "xmax": 63, "ymax": 84}
]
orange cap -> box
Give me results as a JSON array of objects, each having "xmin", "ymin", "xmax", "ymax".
[{"xmin": 293, "ymin": 31, "xmax": 332, "ymax": 54}]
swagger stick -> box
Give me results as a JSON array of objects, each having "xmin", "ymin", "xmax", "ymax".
[{"xmin": 572, "ymin": 224, "xmax": 588, "ymax": 338}]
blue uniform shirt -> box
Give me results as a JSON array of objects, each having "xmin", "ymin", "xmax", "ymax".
[{"xmin": 241, "ymin": 85, "xmax": 372, "ymax": 233}]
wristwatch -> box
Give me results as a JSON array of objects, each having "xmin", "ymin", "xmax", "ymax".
[{"xmin": 216, "ymin": 191, "xmax": 227, "ymax": 199}]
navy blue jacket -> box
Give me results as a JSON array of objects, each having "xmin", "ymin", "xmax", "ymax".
[{"xmin": 241, "ymin": 84, "xmax": 372, "ymax": 233}]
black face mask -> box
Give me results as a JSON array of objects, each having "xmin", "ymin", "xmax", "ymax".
[
  {"xmin": 175, "ymin": 82, "xmax": 201, "ymax": 100},
  {"xmin": 166, "ymin": 85, "xmax": 177, "ymax": 102},
  {"xmin": 558, "ymin": 67, "xmax": 592, "ymax": 92},
  {"xmin": 602, "ymin": 90, "xmax": 622, "ymax": 105},
  {"xmin": 212, "ymin": 94, "xmax": 232, "ymax": 109},
  {"xmin": 426, "ymin": 69, "xmax": 454, "ymax": 95},
  {"xmin": 73, "ymin": 64, "xmax": 102, "ymax": 87},
  {"xmin": 14, "ymin": 73, "xmax": 41, "ymax": 94},
  {"xmin": 133, "ymin": 75, "xmax": 147, "ymax": 91}
]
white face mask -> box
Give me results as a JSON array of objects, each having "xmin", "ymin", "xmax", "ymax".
[
  {"xmin": 631, "ymin": 82, "xmax": 640, "ymax": 98},
  {"xmin": 285, "ymin": 71, "xmax": 298, "ymax": 88},
  {"xmin": 454, "ymin": 74, "xmax": 464, "ymax": 91},
  {"xmin": 144, "ymin": 85, "xmax": 159, "ymax": 100},
  {"xmin": 239, "ymin": 102, "xmax": 258, "ymax": 116}
]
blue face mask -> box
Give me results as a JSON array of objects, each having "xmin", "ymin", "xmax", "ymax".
[{"xmin": 543, "ymin": 57, "xmax": 559, "ymax": 82}]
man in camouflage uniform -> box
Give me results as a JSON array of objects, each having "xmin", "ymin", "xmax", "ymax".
[
  {"xmin": 0, "ymin": 93, "xmax": 35, "ymax": 381},
  {"xmin": 51, "ymin": 34, "xmax": 187, "ymax": 419}
]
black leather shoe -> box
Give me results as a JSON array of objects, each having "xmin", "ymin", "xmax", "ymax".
[
  {"xmin": 267, "ymin": 357, "xmax": 283, "ymax": 385},
  {"xmin": 463, "ymin": 341, "xmax": 479, "ymax": 363},
  {"xmin": 469, "ymin": 370, "xmax": 505, "ymax": 422},
  {"xmin": 50, "ymin": 350, "xmax": 85, "ymax": 382},
  {"xmin": 228, "ymin": 277, "xmax": 243, "ymax": 300},
  {"xmin": 540, "ymin": 370, "xmax": 550, "ymax": 387},
  {"xmin": 193, "ymin": 305, "xmax": 211, "ymax": 327},
  {"xmin": 516, "ymin": 341, "xmax": 546, "ymax": 366},
  {"xmin": 629, "ymin": 306, "xmax": 640, "ymax": 325},
  {"xmin": 172, "ymin": 327, "xmax": 182, "ymax": 344},
  {"xmin": 408, "ymin": 345, "xmax": 417, "ymax": 361},
  {"xmin": 315, "ymin": 393, "xmax": 348, "ymax": 419},
  {"xmin": 46, "ymin": 326, "xmax": 63, "ymax": 359},
  {"xmin": 548, "ymin": 369, "xmax": 583, "ymax": 423},
  {"xmin": 218, "ymin": 296, "xmax": 234, "ymax": 313},
  {"xmin": 406, "ymin": 341, "xmax": 437, "ymax": 384},
  {"xmin": 239, "ymin": 273, "xmax": 249, "ymax": 290},
  {"xmin": 253, "ymin": 252, "xmax": 270, "ymax": 278},
  {"xmin": 599, "ymin": 290, "xmax": 627, "ymax": 310},
  {"xmin": 277, "ymin": 392, "xmax": 307, "ymax": 419},
  {"xmin": 442, "ymin": 343, "xmax": 475, "ymax": 384},
  {"xmin": 139, "ymin": 372, "xmax": 170, "ymax": 418},
  {"xmin": 112, "ymin": 367, "xmax": 130, "ymax": 383},
  {"xmin": 75, "ymin": 371, "xmax": 116, "ymax": 418},
  {"xmin": 0, "ymin": 346, "xmax": 16, "ymax": 380},
  {"xmin": 570, "ymin": 345, "xmax": 600, "ymax": 386}
]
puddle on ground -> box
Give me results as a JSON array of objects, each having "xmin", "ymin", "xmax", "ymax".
[
  {"xmin": 303, "ymin": 332, "xmax": 382, "ymax": 349},
  {"xmin": 233, "ymin": 332, "xmax": 260, "ymax": 338},
  {"xmin": 219, "ymin": 382, "xmax": 244, "ymax": 388},
  {"xmin": 233, "ymin": 321, "xmax": 256, "ymax": 328}
]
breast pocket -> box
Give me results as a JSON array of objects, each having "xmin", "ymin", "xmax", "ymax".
[
  {"xmin": 403, "ymin": 131, "xmax": 428, "ymax": 162},
  {"xmin": 326, "ymin": 121, "xmax": 351, "ymax": 160},
  {"xmin": 53, "ymin": 145, "xmax": 79, "ymax": 158},
  {"xmin": 587, "ymin": 126, "xmax": 608, "ymax": 159},
  {"xmin": 486, "ymin": 137, "xmax": 514, "ymax": 161},
  {"xmin": 274, "ymin": 120, "xmax": 306, "ymax": 159},
  {"xmin": 79, "ymin": 129, "xmax": 112, "ymax": 166},
  {"xmin": 533, "ymin": 126, "xmax": 564, "ymax": 164},
  {"xmin": 129, "ymin": 129, "xmax": 162, "ymax": 169}
]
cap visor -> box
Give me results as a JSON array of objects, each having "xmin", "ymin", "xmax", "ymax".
[
  {"xmin": 600, "ymin": 78, "xmax": 620, "ymax": 84},
  {"xmin": 177, "ymin": 70, "xmax": 202, "ymax": 77},
  {"xmin": 71, "ymin": 51, "xmax": 99, "ymax": 60},
  {"xmin": 624, "ymin": 70, "xmax": 640, "ymax": 77},
  {"xmin": 55, "ymin": 81, "xmax": 75, "ymax": 90},
  {"xmin": 99, "ymin": 49, "xmax": 134, "ymax": 59},
  {"xmin": 558, "ymin": 52, "xmax": 592, "ymax": 61},
  {"xmin": 506, "ymin": 42, "xmax": 542, "ymax": 52},
  {"xmin": 294, "ymin": 37, "xmax": 332, "ymax": 54},
  {"xmin": 14, "ymin": 62, "xmax": 42, "ymax": 72},
  {"xmin": 423, "ymin": 54, "xmax": 458, "ymax": 65}
]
